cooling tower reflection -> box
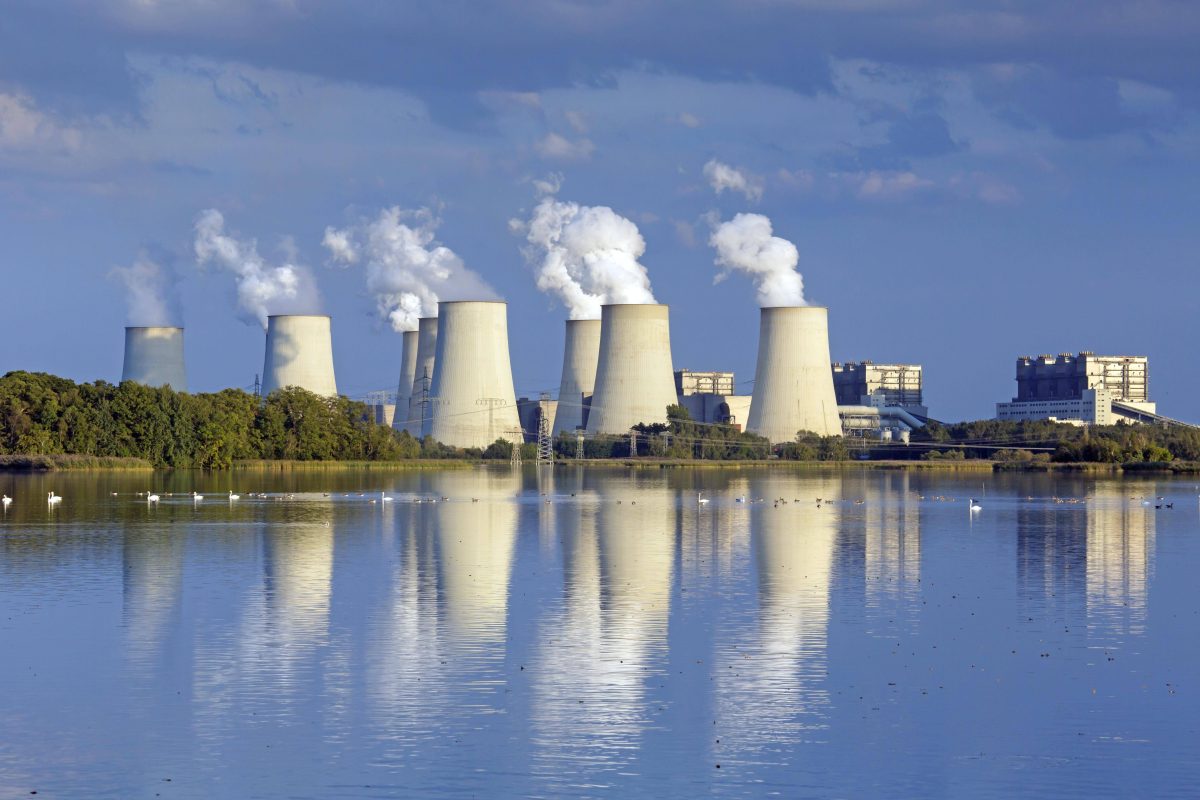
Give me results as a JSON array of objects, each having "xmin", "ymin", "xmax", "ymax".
[
  {"xmin": 529, "ymin": 471, "xmax": 675, "ymax": 784},
  {"xmin": 122, "ymin": 525, "xmax": 185, "ymax": 674},
  {"xmin": 714, "ymin": 474, "xmax": 840, "ymax": 758}
]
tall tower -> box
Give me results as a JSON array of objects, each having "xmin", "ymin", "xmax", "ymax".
[
  {"xmin": 426, "ymin": 301, "xmax": 521, "ymax": 449},
  {"xmin": 552, "ymin": 318, "xmax": 602, "ymax": 436},
  {"xmin": 392, "ymin": 329, "xmax": 419, "ymax": 433},
  {"xmin": 261, "ymin": 314, "xmax": 338, "ymax": 398},
  {"xmin": 746, "ymin": 306, "xmax": 841, "ymax": 442},
  {"xmin": 403, "ymin": 316, "xmax": 439, "ymax": 437},
  {"xmin": 586, "ymin": 304, "xmax": 677, "ymax": 435},
  {"xmin": 121, "ymin": 326, "xmax": 187, "ymax": 391}
]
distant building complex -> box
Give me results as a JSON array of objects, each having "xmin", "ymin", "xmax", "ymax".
[
  {"xmin": 996, "ymin": 353, "xmax": 1157, "ymax": 425},
  {"xmin": 674, "ymin": 369, "xmax": 752, "ymax": 429}
]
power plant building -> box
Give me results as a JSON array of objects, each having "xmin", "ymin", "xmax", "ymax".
[
  {"xmin": 552, "ymin": 319, "xmax": 602, "ymax": 436},
  {"xmin": 392, "ymin": 329, "xmax": 419, "ymax": 433},
  {"xmin": 996, "ymin": 353, "xmax": 1157, "ymax": 425},
  {"xmin": 261, "ymin": 315, "xmax": 338, "ymax": 398},
  {"xmin": 426, "ymin": 301, "xmax": 522, "ymax": 449},
  {"xmin": 587, "ymin": 304, "xmax": 678, "ymax": 435},
  {"xmin": 400, "ymin": 316, "xmax": 438, "ymax": 437},
  {"xmin": 674, "ymin": 370, "xmax": 752, "ymax": 428},
  {"xmin": 121, "ymin": 326, "xmax": 187, "ymax": 391},
  {"xmin": 746, "ymin": 306, "xmax": 842, "ymax": 442},
  {"xmin": 833, "ymin": 362, "xmax": 926, "ymax": 417}
]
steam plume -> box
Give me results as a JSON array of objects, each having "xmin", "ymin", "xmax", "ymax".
[
  {"xmin": 515, "ymin": 195, "xmax": 656, "ymax": 320},
  {"xmin": 193, "ymin": 209, "xmax": 319, "ymax": 328},
  {"xmin": 323, "ymin": 207, "xmax": 497, "ymax": 332},
  {"xmin": 703, "ymin": 159, "xmax": 763, "ymax": 202},
  {"xmin": 109, "ymin": 250, "xmax": 181, "ymax": 326},
  {"xmin": 709, "ymin": 213, "xmax": 806, "ymax": 307}
]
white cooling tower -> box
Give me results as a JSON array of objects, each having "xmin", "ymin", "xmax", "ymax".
[
  {"xmin": 392, "ymin": 329, "xmax": 419, "ymax": 433},
  {"xmin": 426, "ymin": 301, "xmax": 521, "ymax": 449},
  {"xmin": 747, "ymin": 306, "xmax": 841, "ymax": 442},
  {"xmin": 402, "ymin": 316, "xmax": 439, "ymax": 437},
  {"xmin": 121, "ymin": 327, "xmax": 187, "ymax": 391},
  {"xmin": 586, "ymin": 304, "xmax": 677, "ymax": 435},
  {"xmin": 552, "ymin": 318, "xmax": 602, "ymax": 436},
  {"xmin": 261, "ymin": 314, "xmax": 338, "ymax": 398}
]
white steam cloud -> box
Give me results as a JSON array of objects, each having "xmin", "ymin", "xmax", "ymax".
[
  {"xmin": 709, "ymin": 213, "xmax": 806, "ymax": 307},
  {"xmin": 515, "ymin": 195, "xmax": 657, "ymax": 320},
  {"xmin": 109, "ymin": 251, "xmax": 181, "ymax": 326},
  {"xmin": 193, "ymin": 209, "xmax": 320, "ymax": 329},
  {"xmin": 323, "ymin": 207, "xmax": 497, "ymax": 332},
  {"xmin": 703, "ymin": 158, "xmax": 764, "ymax": 202}
]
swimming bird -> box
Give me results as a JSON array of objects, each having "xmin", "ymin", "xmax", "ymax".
[
  {"xmin": 147, "ymin": 493, "xmax": 160, "ymax": 503},
  {"xmin": 47, "ymin": 492, "xmax": 62, "ymax": 504},
  {"xmin": 2, "ymin": 494, "xmax": 11, "ymax": 507},
  {"xmin": 229, "ymin": 491, "xmax": 240, "ymax": 501},
  {"xmin": 381, "ymin": 492, "xmax": 393, "ymax": 503},
  {"xmin": 969, "ymin": 498, "xmax": 982, "ymax": 512},
  {"xmin": 698, "ymin": 492, "xmax": 710, "ymax": 506},
  {"xmin": 192, "ymin": 492, "xmax": 203, "ymax": 501}
]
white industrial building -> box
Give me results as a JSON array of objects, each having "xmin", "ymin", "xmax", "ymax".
[
  {"xmin": 261, "ymin": 315, "xmax": 338, "ymax": 398},
  {"xmin": 996, "ymin": 353, "xmax": 1158, "ymax": 425},
  {"xmin": 746, "ymin": 306, "xmax": 842, "ymax": 442},
  {"xmin": 673, "ymin": 370, "xmax": 752, "ymax": 429},
  {"xmin": 586, "ymin": 304, "xmax": 678, "ymax": 435},
  {"xmin": 551, "ymin": 319, "xmax": 601, "ymax": 436}
]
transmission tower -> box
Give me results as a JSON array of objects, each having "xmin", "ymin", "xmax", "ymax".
[
  {"xmin": 253, "ymin": 373, "xmax": 261, "ymax": 397},
  {"xmin": 536, "ymin": 392, "xmax": 554, "ymax": 465},
  {"xmin": 417, "ymin": 367, "xmax": 432, "ymax": 435},
  {"xmin": 575, "ymin": 428, "xmax": 585, "ymax": 461},
  {"xmin": 510, "ymin": 428, "xmax": 523, "ymax": 465},
  {"xmin": 629, "ymin": 429, "xmax": 638, "ymax": 457}
]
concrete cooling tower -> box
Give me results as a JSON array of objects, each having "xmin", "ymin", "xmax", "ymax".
[
  {"xmin": 747, "ymin": 306, "xmax": 842, "ymax": 442},
  {"xmin": 121, "ymin": 327, "xmax": 187, "ymax": 391},
  {"xmin": 426, "ymin": 301, "xmax": 521, "ymax": 449},
  {"xmin": 552, "ymin": 319, "xmax": 602, "ymax": 436},
  {"xmin": 402, "ymin": 316, "xmax": 439, "ymax": 437},
  {"xmin": 586, "ymin": 304, "xmax": 677, "ymax": 435},
  {"xmin": 261, "ymin": 314, "xmax": 338, "ymax": 398},
  {"xmin": 392, "ymin": 329, "xmax": 419, "ymax": 433}
]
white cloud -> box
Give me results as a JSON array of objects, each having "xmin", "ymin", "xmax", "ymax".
[
  {"xmin": 853, "ymin": 170, "xmax": 934, "ymax": 199},
  {"xmin": 703, "ymin": 158, "xmax": 764, "ymax": 202},
  {"xmin": 678, "ymin": 111, "xmax": 701, "ymax": 128},
  {"xmin": 564, "ymin": 109, "xmax": 588, "ymax": 133},
  {"xmin": 0, "ymin": 93, "xmax": 85, "ymax": 155},
  {"xmin": 535, "ymin": 131, "xmax": 595, "ymax": 160}
]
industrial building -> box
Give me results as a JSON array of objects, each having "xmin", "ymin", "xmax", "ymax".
[
  {"xmin": 391, "ymin": 329, "xmax": 418, "ymax": 433},
  {"xmin": 517, "ymin": 395, "xmax": 558, "ymax": 444},
  {"xmin": 996, "ymin": 353, "xmax": 1157, "ymax": 425},
  {"xmin": 746, "ymin": 306, "xmax": 842, "ymax": 442},
  {"xmin": 586, "ymin": 304, "xmax": 678, "ymax": 435},
  {"xmin": 832, "ymin": 362, "xmax": 926, "ymax": 417},
  {"xmin": 399, "ymin": 316, "xmax": 438, "ymax": 437},
  {"xmin": 261, "ymin": 315, "xmax": 338, "ymax": 398},
  {"xmin": 426, "ymin": 301, "xmax": 522, "ymax": 449},
  {"xmin": 121, "ymin": 326, "xmax": 187, "ymax": 391},
  {"xmin": 673, "ymin": 369, "xmax": 752, "ymax": 428}
]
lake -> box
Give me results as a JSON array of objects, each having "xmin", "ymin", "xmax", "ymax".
[{"xmin": 0, "ymin": 466, "xmax": 1197, "ymax": 798}]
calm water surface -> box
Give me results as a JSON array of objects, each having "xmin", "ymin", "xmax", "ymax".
[{"xmin": 1, "ymin": 466, "xmax": 1197, "ymax": 798}]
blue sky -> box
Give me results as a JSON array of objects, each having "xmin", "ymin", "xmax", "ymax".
[{"xmin": 0, "ymin": 0, "xmax": 1197, "ymax": 421}]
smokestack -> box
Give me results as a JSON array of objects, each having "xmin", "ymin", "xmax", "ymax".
[
  {"xmin": 586, "ymin": 304, "xmax": 677, "ymax": 435},
  {"xmin": 746, "ymin": 306, "xmax": 841, "ymax": 442},
  {"xmin": 426, "ymin": 301, "xmax": 521, "ymax": 448},
  {"xmin": 552, "ymin": 319, "xmax": 602, "ymax": 436},
  {"xmin": 401, "ymin": 316, "xmax": 439, "ymax": 437},
  {"xmin": 392, "ymin": 329, "xmax": 419, "ymax": 433},
  {"xmin": 261, "ymin": 314, "xmax": 338, "ymax": 398},
  {"xmin": 121, "ymin": 327, "xmax": 187, "ymax": 391}
]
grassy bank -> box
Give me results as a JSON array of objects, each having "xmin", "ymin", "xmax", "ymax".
[
  {"xmin": 0, "ymin": 454, "xmax": 154, "ymax": 472},
  {"xmin": 232, "ymin": 459, "xmax": 477, "ymax": 472}
]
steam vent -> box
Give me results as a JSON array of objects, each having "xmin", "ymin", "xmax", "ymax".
[
  {"xmin": 261, "ymin": 314, "xmax": 338, "ymax": 398},
  {"xmin": 426, "ymin": 301, "xmax": 521, "ymax": 449},
  {"xmin": 121, "ymin": 326, "xmax": 187, "ymax": 391},
  {"xmin": 586, "ymin": 303, "xmax": 677, "ymax": 435},
  {"xmin": 746, "ymin": 306, "xmax": 841, "ymax": 442},
  {"xmin": 552, "ymin": 318, "xmax": 602, "ymax": 436}
]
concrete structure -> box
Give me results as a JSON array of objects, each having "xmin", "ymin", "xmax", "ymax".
[
  {"xmin": 839, "ymin": 405, "xmax": 922, "ymax": 442},
  {"xmin": 587, "ymin": 304, "xmax": 678, "ymax": 435},
  {"xmin": 552, "ymin": 319, "xmax": 602, "ymax": 436},
  {"xmin": 392, "ymin": 330, "xmax": 419, "ymax": 432},
  {"xmin": 996, "ymin": 352, "xmax": 1156, "ymax": 425},
  {"xmin": 400, "ymin": 317, "xmax": 439, "ymax": 436},
  {"xmin": 261, "ymin": 315, "xmax": 338, "ymax": 397},
  {"xmin": 675, "ymin": 370, "xmax": 735, "ymax": 397},
  {"xmin": 833, "ymin": 362, "xmax": 926, "ymax": 417},
  {"xmin": 518, "ymin": 396, "xmax": 559, "ymax": 444},
  {"xmin": 426, "ymin": 301, "xmax": 521, "ymax": 449},
  {"xmin": 746, "ymin": 306, "xmax": 842, "ymax": 442},
  {"xmin": 121, "ymin": 326, "xmax": 187, "ymax": 391}
]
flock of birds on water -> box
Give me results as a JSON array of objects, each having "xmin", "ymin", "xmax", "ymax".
[{"xmin": 0, "ymin": 489, "xmax": 1189, "ymax": 515}]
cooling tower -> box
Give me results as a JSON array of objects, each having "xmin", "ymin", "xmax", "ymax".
[
  {"xmin": 586, "ymin": 304, "xmax": 677, "ymax": 435},
  {"xmin": 402, "ymin": 316, "xmax": 439, "ymax": 436},
  {"xmin": 426, "ymin": 301, "xmax": 521, "ymax": 449},
  {"xmin": 121, "ymin": 327, "xmax": 187, "ymax": 391},
  {"xmin": 392, "ymin": 329, "xmax": 419, "ymax": 433},
  {"xmin": 747, "ymin": 306, "xmax": 842, "ymax": 442},
  {"xmin": 261, "ymin": 314, "xmax": 338, "ymax": 398},
  {"xmin": 552, "ymin": 319, "xmax": 602, "ymax": 436}
]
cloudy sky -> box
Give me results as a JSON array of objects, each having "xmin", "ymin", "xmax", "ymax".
[{"xmin": 1, "ymin": 0, "xmax": 1197, "ymax": 421}]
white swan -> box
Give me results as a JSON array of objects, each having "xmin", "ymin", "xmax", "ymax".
[
  {"xmin": 698, "ymin": 492, "xmax": 710, "ymax": 505},
  {"xmin": 969, "ymin": 498, "xmax": 982, "ymax": 512},
  {"xmin": 192, "ymin": 492, "xmax": 203, "ymax": 501},
  {"xmin": 381, "ymin": 492, "xmax": 393, "ymax": 503},
  {"xmin": 228, "ymin": 491, "xmax": 240, "ymax": 501},
  {"xmin": 147, "ymin": 493, "xmax": 160, "ymax": 503},
  {"xmin": 47, "ymin": 492, "xmax": 62, "ymax": 504},
  {"xmin": 2, "ymin": 494, "xmax": 11, "ymax": 506}
]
